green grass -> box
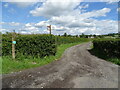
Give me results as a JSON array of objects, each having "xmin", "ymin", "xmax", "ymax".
[
  {"xmin": 107, "ymin": 58, "xmax": 120, "ymax": 65},
  {"xmin": 2, "ymin": 42, "xmax": 87, "ymax": 74}
]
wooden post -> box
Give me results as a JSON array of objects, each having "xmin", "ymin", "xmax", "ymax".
[
  {"xmin": 47, "ymin": 25, "xmax": 51, "ymax": 35},
  {"xmin": 50, "ymin": 25, "xmax": 51, "ymax": 35},
  {"xmin": 12, "ymin": 30, "xmax": 16, "ymax": 60}
]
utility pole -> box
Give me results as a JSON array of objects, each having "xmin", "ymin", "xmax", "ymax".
[
  {"xmin": 12, "ymin": 30, "xmax": 16, "ymax": 60},
  {"xmin": 47, "ymin": 25, "xmax": 51, "ymax": 35}
]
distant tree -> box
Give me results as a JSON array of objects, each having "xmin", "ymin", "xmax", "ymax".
[
  {"xmin": 6, "ymin": 32, "xmax": 9, "ymax": 34},
  {"xmin": 80, "ymin": 33, "xmax": 85, "ymax": 38},
  {"xmin": 98, "ymin": 35, "xmax": 104, "ymax": 38},
  {"xmin": 75, "ymin": 35, "xmax": 78, "ymax": 37},
  {"xmin": 89, "ymin": 34, "xmax": 92, "ymax": 38},
  {"xmin": 63, "ymin": 33, "xmax": 67, "ymax": 37},
  {"xmin": 82, "ymin": 33, "xmax": 84, "ymax": 36},
  {"xmin": 119, "ymin": 34, "xmax": 120, "ymax": 38},
  {"xmin": 93, "ymin": 34, "xmax": 97, "ymax": 38},
  {"xmin": 85, "ymin": 35, "xmax": 88, "ymax": 38},
  {"xmin": 68, "ymin": 35, "xmax": 72, "ymax": 37}
]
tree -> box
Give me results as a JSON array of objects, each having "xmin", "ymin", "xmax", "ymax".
[
  {"xmin": 75, "ymin": 35, "xmax": 78, "ymax": 37},
  {"xmin": 80, "ymin": 33, "xmax": 85, "ymax": 38},
  {"xmin": 93, "ymin": 34, "xmax": 96, "ymax": 38},
  {"xmin": 63, "ymin": 33, "xmax": 67, "ymax": 37}
]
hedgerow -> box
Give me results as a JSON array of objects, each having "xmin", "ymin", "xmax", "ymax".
[
  {"xmin": 2, "ymin": 34, "xmax": 57, "ymax": 58},
  {"xmin": 55, "ymin": 36, "xmax": 89, "ymax": 45},
  {"xmin": 93, "ymin": 39, "xmax": 120, "ymax": 58},
  {"xmin": 2, "ymin": 34, "xmax": 90, "ymax": 58}
]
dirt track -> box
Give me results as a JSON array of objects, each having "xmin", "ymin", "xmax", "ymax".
[{"xmin": 2, "ymin": 42, "xmax": 119, "ymax": 88}]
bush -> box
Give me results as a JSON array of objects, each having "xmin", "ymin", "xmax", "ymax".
[
  {"xmin": 2, "ymin": 34, "xmax": 57, "ymax": 58},
  {"xmin": 93, "ymin": 39, "xmax": 120, "ymax": 58}
]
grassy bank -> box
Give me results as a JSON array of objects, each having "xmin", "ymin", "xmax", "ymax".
[{"xmin": 2, "ymin": 42, "xmax": 87, "ymax": 74}]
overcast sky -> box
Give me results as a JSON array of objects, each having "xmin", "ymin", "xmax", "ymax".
[{"xmin": 0, "ymin": 0, "xmax": 119, "ymax": 35}]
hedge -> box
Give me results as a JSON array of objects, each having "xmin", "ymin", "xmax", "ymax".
[
  {"xmin": 2, "ymin": 34, "xmax": 57, "ymax": 58},
  {"xmin": 55, "ymin": 36, "xmax": 89, "ymax": 45},
  {"xmin": 2, "ymin": 33, "xmax": 90, "ymax": 58},
  {"xmin": 93, "ymin": 39, "xmax": 120, "ymax": 58}
]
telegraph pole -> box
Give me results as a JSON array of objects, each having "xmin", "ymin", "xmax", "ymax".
[{"xmin": 12, "ymin": 30, "xmax": 16, "ymax": 60}]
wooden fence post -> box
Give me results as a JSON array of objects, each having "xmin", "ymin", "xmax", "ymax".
[
  {"xmin": 12, "ymin": 30, "xmax": 16, "ymax": 60},
  {"xmin": 47, "ymin": 25, "xmax": 52, "ymax": 35}
]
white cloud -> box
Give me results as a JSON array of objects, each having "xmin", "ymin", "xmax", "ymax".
[
  {"xmin": 48, "ymin": 7, "xmax": 111, "ymax": 29},
  {"xmin": 30, "ymin": 0, "xmax": 81, "ymax": 18},
  {"xmin": 1, "ymin": 19, "xmax": 118, "ymax": 35},
  {"xmin": 117, "ymin": 8, "xmax": 120, "ymax": 12},
  {"xmin": 35, "ymin": 21, "xmax": 49, "ymax": 27},
  {"xmin": 51, "ymin": 19, "xmax": 118, "ymax": 35},
  {"xmin": 0, "ymin": 28, "xmax": 11, "ymax": 33},
  {"xmin": 78, "ymin": 4, "xmax": 89, "ymax": 13},
  {"xmin": 9, "ymin": 22, "xmax": 20, "ymax": 26},
  {"xmin": 21, "ymin": 26, "xmax": 40, "ymax": 34},
  {"xmin": 29, "ymin": 0, "xmax": 113, "ymax": 35},
  {"xmin": 50, "ymin": 15, "xmax": 76, "ymax": 26},
  {"xmin": 30, "ymin": 1, "xmax": 111, "ymax": 19},
  {"xmin": 99, "ymin": 0, "xmax": 119, "ymax": 3},
  {"xmin": 51, "ymin": 25, "xmax": 67, "ymax": 30},
  {"xmin": 3, "ymin": 0, "xmax": 41, "ymax": 7},
  {"xmin": 79, "ymin": 4, "xmax": 89, "ymax": 9},
  {"xmin": 25, "ymin": 23, "xmax": 33, "ymax": 27},
  {"xmin": 80, "ymin": 8, "xmax": 111, "ymax": 19},
  {"xmin": 0, "ymin": 22, "xmax": 5, "ymax": 25},
  {"xmin": 0, "ymin": 29, "xmax": 6, "ymax": 32},
  {"xmin": 10, "ymin": 2, "xmax": 36, "ymax": 7},
  {"xmin": 4, "ymin": 3, "xmax": 9, "ymax": 8}
]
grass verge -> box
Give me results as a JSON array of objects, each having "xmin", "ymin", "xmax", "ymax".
[{"xmin": 2, "ymin": 42, "xmax": 87, "ymax": 74}]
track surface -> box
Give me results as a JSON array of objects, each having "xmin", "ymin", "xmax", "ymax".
[{"xmin": 2, "ymin": 42, "xmax": 118, "ymax": 88}]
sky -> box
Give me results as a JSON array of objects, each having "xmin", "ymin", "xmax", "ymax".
[{"xmin": 0, "ymin": 0, "xmax": 119, "ymax": 35}]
